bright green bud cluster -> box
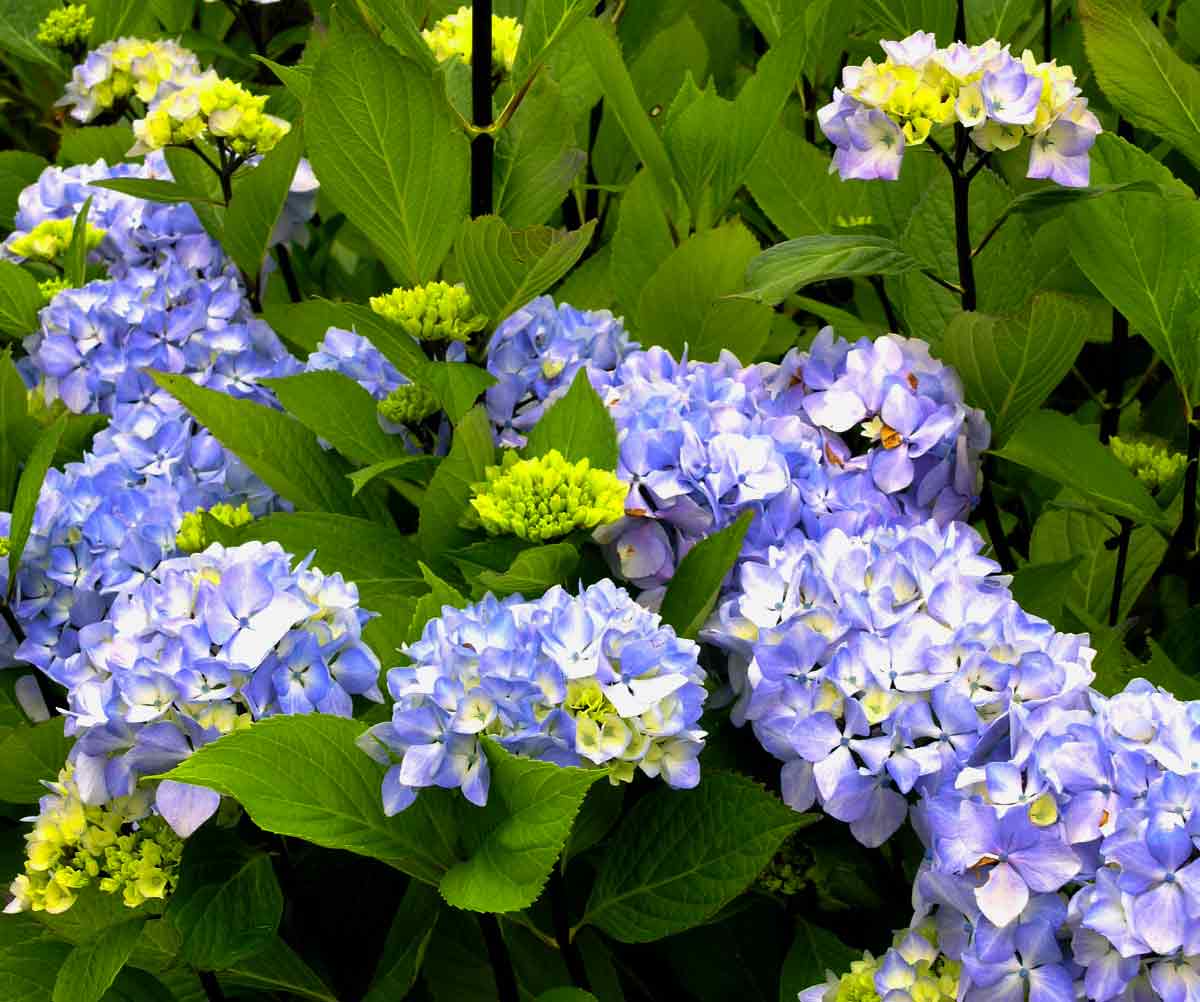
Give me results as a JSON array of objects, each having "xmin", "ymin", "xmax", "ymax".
[
  {"xmin": 756, "ymin": 835, "xmax": 810, "ymax": 896},
  {"xmin": 175, "ymin": 502, "xmax": 254, "ymax": 554},
  {"xmin": 835, "ymin": 960, "xmax": 882, "ymax": 1002},
  {"xmin": 0, "ymin": 537, "xmax": 9, "ymax": 558},
  {"xmin": 378, "ymin": 383, "xmax": 440, "ymax": 425},
  {"xmin": 38, "ymin": 276, "xmax": 72, "ymax": 303},
  {"xmin": 37, "ymin": 5, "xmax": 93, "ymax": 48},
  {"xmin": 471, "ymin": 449, "xmax": 626, "ymax": 542},
  {"xmin": 422, "ymin": 5, "xmax": 523, "ymax": 72},
  {"xmin": 6, "ymin": 768, "xmax": 182, "ymax": 915},
  {"xmin": 369, "ymin": 281, "xmax": 487, "ymax": 343},
  {"xmin": 1110, "ymin": 436, "xmax": 1188, "ymax": 491},
  {"xmin": 8, "ymin": 218, "xmax": 104, "ymax": 262},
  {"xmin": 131, "ymin": 69, "xmax": 289, "ymax": 157}
]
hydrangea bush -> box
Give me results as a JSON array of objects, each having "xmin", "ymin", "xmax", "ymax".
[{"xmin": 0, "ymin": 1, "xmax": 1198, "ymax": 1001}]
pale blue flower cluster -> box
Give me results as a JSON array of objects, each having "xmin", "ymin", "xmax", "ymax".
[
  {"xmin": 305, "ymin": 327, "xmax": 406, "ymax": 401},
  {"xmin": 359, "ymin": 580, "xmax": 707, "ymax": 813},
  {"xmin": 64, "ymin": 540, "xmax": 379, "ymax": 836},
  {"xmin": 486, "ymin": 295, "xmax": 637, "ymax": 447},
  {"xmin": 589, "ymin": 330, "xmax": 988, "ymax": 594}
]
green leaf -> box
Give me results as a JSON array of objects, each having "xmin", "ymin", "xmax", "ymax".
[
  {"xmin": 1004, "ymin": 180, "xmax": 1161, "ymax": 218},
  {"xmin": 348, "ymin": 456, "xmax": 441, "ymax": 496},
  {"xmin": 33, "ymin": 887, "xmax": 155, "ymax": 947},
  {"xmin": 994, "ymin": 411, "xmax": 1169, "ymax": 529},
  {"xmin": 0, "ymin": 914, "xmax": 72, "ymax": 1001},
  {"xmin": 473, "ymin": 543, "xmax": 580, "ymax": 599},
  {"xmin": 1009, "ymin": 557, "xmax": 1084, "ymax": 623},
  {"xmin": 0, "ymin": 347, "xmax": 27, "ymax": 509},
  {"xmin": 1080, "ymin": 0, "xmax": 1200, "ymax": 173},
  {"xmin": 638, "ymin": 220, "xmax": 775, "ymax": 363},
  {"xmin": 56, "ymin": 127, "xmax": 135, "ymax": 168},
  {"xmin": 512, "ymin": 0, "xmax": 593, "ymax": 79},
  {"xmin": 101, "ymin": 968, "xmax": 175, "ymax": 1002},
  {"xmin": 362, "ymin": 882, "xmax": 440, "ymax": 1002},
  {"xmin": 659, "ymin": 511, "xmax": 753, "ymax": 639},
  {"xmin": 0, "ymin": 717, "xmax": 73, "ymax": 803},
  {"xmin": 777, "ymin": 919, "xmax": 860, "ymax": 1002},
  {"xmin": 235, "ymin": 512, "xmax": 422, "ymax": 582},
  {"xmin": 7, "ymin": 414, "xmax": 66, "ymax": 599},
  {"xmin": 0, "ymin": 0, "xmax": 60, "ymax": 67},
  {"xmin": 418, "ymin": 406, "xmax": 495, "ymax": 573},
  {"xmin": 406, "ymin": 563, "xmax": 468, "ymax": 645},
  {"xmin": 52, "ymin": 920, "xmax": 145, "ymax": 1002},
  {"xmin": 255, "ymin": 56, "xmax": 313, "ymax": 101},
  {"xmin": 455, "ymin": 215, "xmax": 596, "ymax": 321},
  {"xmin": 942, "ymin": 292, "xmax": 1094, "ymax": 445},
  {"xmin": 743, "ymin": 234, "xmax": 919, "ymax": 305},
  {"xmin": 535, "ymin": 992, "xmax": 598, "ymax": 1002},
  {"xmin": 260, "ymin": 298, "xmax": 428, "ymax": 376},
  {"xmin": 221, "ymin": 937, "xmax": 338, "ymax": 1002},
  {"xmin": 265, "ymin": 370, "xmax": 409, "ymax": 467},
  {"xmin": 965, "ymin": 0, "xmax": 1037, "ymax": 44},
  {"xmin": 86, "ymin": 179, "xmax": 221, "ymax": 206},
  {"xmin": 308, "ymin": 16, "xmax": 468, "ymax": 285},
  {"xmin": 167, "ymin": 836, "xmax": 282, "ymax": 971},
  {"xmin": 1068, "ymin": 187, "xmax": 1200, "ymax": 410},
  {"xmin": 0, "ymin": 152, "xmax": 48, "ymax": 229},
  {"xmin": 610, "ymin": 169, "xmax": 681, "ymax": 326},
  {"xmin": 149, "ymin": 371, "xmax": 363, "ymax": 516},
  {"xmin": 420, "ymin": 362, "xmax": 497, "ymax": 424},
  {"xmin": 223, "ymin": 123, "xmax": 305, "ymax": 278},
  {"xmin": 65, "ymin": 197, "xmax": 93, "ymax": 289},
  {"xmin": 440, "ymin": 739, "xmax": 602, "ymax": 912},
  {"xmin": 159, "ymin": 715, "xmax": 461, "ymax": 884},
  {"xmin": 0, "ymin": 261, "xmax": 44, "ymax": 339},
  {"xmin": 581, "ymin": 771, "xmax": 804, "ymax": 942},
  {"xmin": 524, "ymin": 368, "xmax": 618, "ymax": 469},
  {"xmin": 162, "ymin": 147, "xmax": 227, "ymax": 243},
  {"xmin": 89, "ymin": 0, "xmax": 156, "ymax": 43}
]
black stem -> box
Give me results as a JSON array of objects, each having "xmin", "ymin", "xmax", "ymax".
[
  {"xmin": 955, "ymin": 0, "xmax": 966, "ymax": 42},
  {"xmin": 197, "ymin": 970, "xmax": 227, "ymax": 1002},
  {"xmin": 0, "ymin": 601, "xmax": 26, "ymax": 644},
  {"xmin": 976, "ymin": 462, "xmax": 1014, "ymax": 571},
  {"xmin": 869, "ymin": 275, "xmax": 900, "ymax": 332},
  {"xmin": 470, "ymin": 0, "xmax": 494, "ymax": 218},
  {"xmin": 478, "ymin": 914, "xmax": 519, "ymax": 1002},
  {"xmin": 1108, "ymin": 517, "xmax": 1133, "ymax": 627},
  {"xmin": 550, "ymin": 869, "xmax": 592, "ymax": 992},
  {"xmin": 950, "ymin": 125, "xmax": 977, "ymax": 311},
  {"xmin": 275, "ymin": 244, "xmax": 302, "ymax": 303},
  {"xmin": 802, "ymin": 76, "xmax": 816, "ymax": 144},
  {"xmin": 1181, "ymin": 408, "xmax": 1200, "ymax": 605},
  {"xmin": 1043, "ymin": 0, "xmax": 1053, "ymax": 62}
]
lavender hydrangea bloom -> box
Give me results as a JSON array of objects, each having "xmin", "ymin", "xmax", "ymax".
[
  {"xmin": 358, "ymin": 580, "xmax": 707, "ymax": 814},
  {"xmin": 304, "ymin": 327, "xmax": 405, "ymax": 401}
]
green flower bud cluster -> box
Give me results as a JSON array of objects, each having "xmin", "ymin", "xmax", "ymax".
[
  {"xmin": 38, "ymin": 276, "xmax": 71, "ymax": 304},
  {"xmin": 1110, "ymin": 435, "xmax": 1188, "ymax": 492},
  {"xmin": 175, "ymin": 502, "xmax": 254, "ymax": 554},
  {"xmin": 6, "ymin": 769, "xmax": 182, "ymax": 915},
  {"xmin": 36, "ymin": 4, "xmax": 93, "ymax": 48},
  {"xmin": 807, "ymin": 924, "xmax": 959, "ymax": 1002},
  {"xmin": 8, "ymin": 218, "xmax": 105, "ymax": 263},
  {"xmin": 0, "ymin": 536, "xmax": 9, "ymax": 558},
  {"xmin": 369, "ymin": 281, "xmax": 487, "ymax": 343},
  {"xmin": 756, "ymin": 835, "xmax": 811, "ymax": 896},
  {"xmin": 470, "ymin": 449, "xmax": 626, "ymax": 543},
  {"xmin": 378, "ymin": 383, "xmax": 441, "ymax": 425}
]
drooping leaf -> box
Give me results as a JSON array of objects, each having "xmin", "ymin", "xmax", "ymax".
[
  {"xmin": 0, "ymin": 261, "xmax": 44, "ymax": 340},
  {"xmin": 0, "ymin": 347, "xmax": 26, "ymax": 509},
  {"xmin": 419, "ymin": 362, "xmax": 498, "ymax": 424},
  {"xmin": 235, "ymin": 512, "xmax": 422, "ymax": 582},
  {"xmin": 261, "ymin": 298, "xmax": 428, "ymax": 376},
  {"xmin": 65, "ymin": 197, "xmax": 93, "ymax": 289},
  {"xmin": 440, "ymin": 739, "xmax": 602, "ymax": 912},
  {"xmin": 160, "ymin": 715, "xmax": 461, "ymax": 884},
  {"xmin": 743, "ymin": 234, "xmax": 919, "ymax": 305},
  {"xmin": 524, "ymin": 368, "xmax": 618, "ymax": 469},
  {"xmin": 349, "ymin": 456, "xmax": 442, "ymax": 495},
  {"xmin": 658, "ymin": 511, "xmax": 753, "ymax": 639},
  {"xmin": 221, "ymin": 937, "xmax": 338, "ymax": 1002},
  {"xmin": 51, "ymin": 920, "xmax": 145, "ymax": 1002},
  {"xmin": 222, "ymin": 123, "xmax": 305, "ymax": 278},
  {"xmin": 473, "ymin": 543, "xmax": 580, "ymax": 599},
  {"xmin": 6, "ymin": 414, "xmax": 66, "ymax": 599}
]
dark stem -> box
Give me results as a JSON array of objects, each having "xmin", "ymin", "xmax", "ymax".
[
  {"xmin": 470, "ymin": 0, "xmax": 495, "ymax": 218},
  {"xmin": 197, "ymin": 970, "xmax": 227, "ymax": 1002},
  {"xmin": 1108, "ymin": 517, "xmax": 1133, "ymax": 627},
  {"xmin": 1181, "ymin": 408, "xmax": 1200, "ymax": 604},
  {"xmin": 275, "ymin": 244, "xmax": 302, "ymax": 303},
  {"xmin": 802, "ymin": 76, "xmax": 816, "ymax": 144},
  {"xmin": 478, "ymin": 914, "xmax": 519, "ymax": 1002},
  {"xmin": 221, "ymin": 0, "xmax": 267, "ymax": 58},
  {"xmin": 0, "ymin": 602, "xmax": 26, "ymax": 644},
  {"xmin": 954, "ymin": 0, "xmax": 966, "ymax": 42},
  {"xmin": 550, "ymin": 869, "xmax": 591, "ymax": 992},
  {"xmin": 950, "ymin": 125, "xmax": 977, "ymax": 311},
  {"xmin": 869, "ymin": 275, "xmax": 900, "ymax": 332},
  {"xmin": 1043, "ymin": 0, "xmax": 1053, "ymax": 61},
  {"xmin": 977, "ymin": 457, "xmax": 1015, "ymax": 571}
]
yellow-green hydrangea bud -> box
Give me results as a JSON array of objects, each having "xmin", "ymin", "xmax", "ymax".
[
  {"xmin": 834, "ymin": 960, "xmax": 882, "ymax": 1002},
  {"xmin": 0, "ymin": 537, "xmax": 9, "ymax": 558},
  {"xmin": 369, "ymin": 281, "xmax": 487, "ymax": 343},
  {"xmin": 1110, "ymin": 435, "xmax": 1188, "ymax": 492},
  {"xmin": 421, "ymin": 5, "xmax": 523, "ymax": 73},
  {"xmin": 38, "ymin": 276, "xmax": 72, "ymax": 304},
  {"xmin": 756, "ymin": 833, "xmax": 810, "ymax": 896},
  {"xmin": 378, "ymin": 383, "xmax": 440, "ymax": 426},
  {"xmin": 7, "ymin": 218, "xmax": 104, "ymax": 263},
  {"xmin": 175, "ymin": 502, "xmax": 254, "ymax": 554},
  {"xmin": 37, "ymin": 5, "xmax": 94, "ymax": 48},
  {"xmin": 470, "ymin": 449, "xmax": 626, "ymax": 542}
]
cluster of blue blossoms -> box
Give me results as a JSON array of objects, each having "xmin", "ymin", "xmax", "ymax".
[{"xmin": 358, "ymin": 580, "xmax": 706, "ymax": 814}]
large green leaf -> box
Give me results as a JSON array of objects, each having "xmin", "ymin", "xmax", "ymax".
[
  {"xmin": 777, "ymin": 920, "xmax": 860, "ymax": 1002},
  {"xmin": 261, "ymin": 298, "xmax": 428, "ymax": 376},
  {"xmin": 51, "ymin": 919, "xmax": 144, "ymax": 1002},
  {"xmin": 455, "ymin": 216, "xmax": 596, "ymax": 322},
  {"xmin": 1080, "ymin": 0, "xmax": 1200, "ymax": 173},
  {"xmin": 222, "ymin": 123, "xmax": 305, "ymax": 278},
  {"xmin": 993, "ymin": 411, "xmax": 1170, "ymax": 529},
  {"xmin": 0, "ymin": 152, "xmax": 48, "ymax": 230},
  {"xmin": 160, "ymin": 715, "xmax": 460, "ymax": 884},
  {"xmin": 0, "ymin": 914, "xmax": 72, "ymax": 1001},
  {"xmin": 1068, "ymin": 187, "xmax": 1200, "ymax": 410},
  {"xmin": 307, "ymin": 16, "xmax": 468, "ymax": 285},
  {"xmin": 0, "ymin": 261, "xmax": 43, "ymax": 340},
  {"xmin": 418, "ymin": 406, "xmax": 495, "ymax": 573},
  {"xmin": 362, "ymin": 882, "xmax": 440, "ymax": 1002},
  {"xmin": 638, "ymin": 220, "xmax": 774, "ymax": 363},
  {"xmin": 167, "ymin": 836, "xmax": 282, "ymax": 971},
  {"xmin": 743, "ymin": 235, "xmax": 919, "ymax": 305},
  {"xmin": 149, "ymin": 372, "xmax": 363, "ymax": 516},
  {"xmin": 221, "ymin": 937, "xmax": 338, "ymax": 1002},
  {"xmin": 581, "ymin": 771, "xmax": 804, "ymax": 942},
  {"xmin": 0, "ymin": 348, "xmax": 26, "ymax": 509},
  {"xmin": 56, "ymin": 127, "xmax": 135, "ymax": 169},
  {"xmin": 6, "ymin": 415, "xmax": 65, "ymax": 600},
  {"xmin": 0, "ymin": 717, "xmax": 73, "ymax": 803},
  {"xmin": 348, "ymin": 456, "xmax": 442, "ymax": 496},
  {"xmin": 419, "ymin": 362, "xmax": 497, "ymax": 425},
  {"xmin": 659, "ymin": 511, "xmax": 753, "ymax": 639},
  {"xmin": 0, "ymin": 0, "xmax": 63, "ymax": 66},
  {"xmin": 942, "ymin": 293, "xmax": 1094, "ymax": 445},
  {"xmin": 265, "ymin": 371, "xmax": 409, "ymax": 467},
  {"xmin": 473, "ymin": 543, "xmax": 580, "ymax": 600},
  {"xmin": 440, "ymin": 740, "xmax": 602, "ymax": 912},
  {"xmin": 524, "ymin": 368, "xmax": 618, "ymax": 469},
  {"xmin": 235, "ymin": 512, "xmax": 422, "ymax": 582}
]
